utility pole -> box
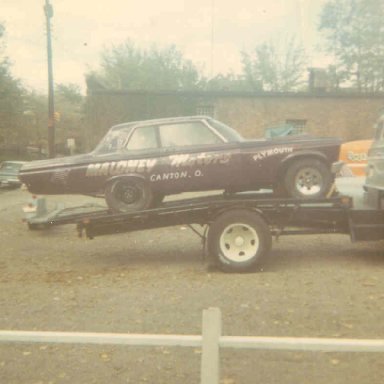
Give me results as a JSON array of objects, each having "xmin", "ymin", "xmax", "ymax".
[
  {"xmin": 44, "ymin": 0, "xmax": 55, "ymax": 158},
  {"xmin": 210, "ymin": 0, "xmax": 215, "ymax": 79}
]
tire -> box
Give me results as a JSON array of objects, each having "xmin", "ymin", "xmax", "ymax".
[
  {"xmin": 207, "ymin": 209, "xmax": 271, "ymax": 273},
  {"xmin": 283, "ymin": 158, "xmax": 333, "ymax": 199},
  {"xmin": 105, "ymin": 177, "xmax": 153, "ymax": 213}
]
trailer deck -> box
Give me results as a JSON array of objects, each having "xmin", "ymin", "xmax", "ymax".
[{"xmin": 23, "ymin": 177, "xmax": 383, "ymax": 272}]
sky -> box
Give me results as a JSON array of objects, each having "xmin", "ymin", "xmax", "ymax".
[{"xmin": 2, "ymin": 0, "xmax": 329, "ymax": 93}]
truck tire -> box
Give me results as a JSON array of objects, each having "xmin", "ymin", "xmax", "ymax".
[
  {"xmin": 284, "ymin": 158, "xmax": 333, "ymax": 199},
  {"xmin": 207, "ymin": 209, "xmax": 271, "ymax": 272},
  {"xmin": 105, "ymin": 177, "xmax": 153, "ymax": 213}
]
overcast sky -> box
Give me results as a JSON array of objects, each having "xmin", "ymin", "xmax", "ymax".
[{"xmin": 2, "ymin": 0, "xmax": 329, "ymax": 93}]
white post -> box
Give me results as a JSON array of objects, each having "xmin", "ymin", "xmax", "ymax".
[{"xmin": 201, "ymin": 307, "xmax": 221, "ymax": 384}]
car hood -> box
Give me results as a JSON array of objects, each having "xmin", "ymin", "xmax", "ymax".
[{"xmin": 20, "ymin": 153, "xmax": 95, "ymax": 173}]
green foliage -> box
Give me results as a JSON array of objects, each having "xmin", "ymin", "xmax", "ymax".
[
  {"xmin": 320, "ymin": 0, "xmax": 384, "ymax": 92},
  {"xmin": 0, "ymin": 22, "xmax": 25, "ymax": 147},
  {"xmin": 241, "ymin": 38, "xmax": 307, "ymax": 92},
  {"xmin": 55, "ymin": 83, "xmax": 83, "ymax": 104},
  {"xmin": 54, "ymin": 83, "xmax": 85, "ymax": 153},
  {"xmin": 21, "ymin": 83, "xmax": 85, "ymax": 156},
  {"xmin": 22, "ymin": 91, "xmax": 48, "ymax": 148},
  {"xmin": 87, "ymin": 41, "xmax": 204, "ymax": 91}
]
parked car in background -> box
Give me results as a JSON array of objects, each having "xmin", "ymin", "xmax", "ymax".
[
  {"xmin": 339, "ymin": 139, "xmax": 372, "ymax": 176},
  {"xmin": 0, "ymin": 161, "xmax": 26, "ymax": 189},
  {"xmin": 19, "ymin": 116, "xmax": 342, "ymax": 212}
]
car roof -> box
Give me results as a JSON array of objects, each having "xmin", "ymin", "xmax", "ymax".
[{"xmin": 110, "ymin": 115, "xmax": 211, "ymax": 131}]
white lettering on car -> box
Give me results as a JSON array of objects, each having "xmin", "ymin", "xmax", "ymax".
[
  {"xmin": 85, "ymin": 158, "xmax": 158, "ymax": 177},
  {"xmin": 253, "ymin": 147, "xmax": 293, "ymax": 161},
  {"xmin": 150, "ymin": 171, "xmax": 189, "ymax": 182},
  {"xmin": 85, "ymin": 152, "xmax": 229, "ymax": 178},
  {"xmin": 169, "ymin": 152, "xmax": 231, "ymax": 167}
]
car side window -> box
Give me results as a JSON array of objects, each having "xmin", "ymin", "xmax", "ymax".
[
  {"xmin": 126, "ymin": 125, "xmax": 158, "ymax": 150},
  {"xmin": 159, "ymin": 122, "xmax": 222, "ymax": 147}
]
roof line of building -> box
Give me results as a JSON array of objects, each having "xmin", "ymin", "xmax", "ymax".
[{"xmin": 87, "ymin": 89, "xmax": 384, "ymax": 99}]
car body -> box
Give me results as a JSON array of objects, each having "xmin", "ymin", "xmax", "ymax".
[
  {"xmin": 0, "ymin": 161, "xmax": 26, "ymax": 189},
  {"xmin": 366, "ymin": 114, "xmax": 384, "ymax": 192},
  {"xmin": 339, "ymin": 139, "xmax": 372, "ymax": 176},
  {"xmin": 19, "ymin": 116, "xmax": 342, "ymax": 212}
]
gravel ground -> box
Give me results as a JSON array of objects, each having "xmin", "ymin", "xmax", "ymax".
[{"xmin": 0, "ymin": 188, "xmax": 383, "ymax": 384}]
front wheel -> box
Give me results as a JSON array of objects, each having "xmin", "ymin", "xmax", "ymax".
[
  {"xmin": 207, "ymin": 209, "xmax": 272, "ymax": 273},
  {"xmin": 105, "ymin": 177, "xmax": 153, "ymax": 213},
  {"xmin": 283, "ymin": 159, "xmax": 333, "ymax": 199}
]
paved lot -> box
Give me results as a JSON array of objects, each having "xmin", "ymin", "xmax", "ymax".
[{"xmin": 0, "ymin": 188, "xmax": 383, "ymax": 384}]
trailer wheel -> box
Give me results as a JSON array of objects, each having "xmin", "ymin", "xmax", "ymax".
[
  {"xmin": 207, "ymin": 209, "xmax": 271, "ymax": 272},
  {"xmin": 284, "ymin": 158, "xmax": 332, "ymax": 199},
  {"xmin": 105, "ymin": 177, "xmax": 153, "ymax": 213}
]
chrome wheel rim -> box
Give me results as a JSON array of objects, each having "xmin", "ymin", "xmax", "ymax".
[
  {"xmin": 219, "ymin": 223, "xmax": 259, "ymax": 262},
  {"xmin": 294, "ymin": 167, "xmax": 322, "ymax": 196}
]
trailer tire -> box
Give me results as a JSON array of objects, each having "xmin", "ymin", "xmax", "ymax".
[
  {"xmin": 284, "ymin": 158, "xmax": 333, "ymax": 199},
  {"xmin": 207, "ymin": 209, "xmax": 271, "ymax": 272},
  {"xmin": 105, "ymin": 177, "xmax": 153, "ymax": 213}
]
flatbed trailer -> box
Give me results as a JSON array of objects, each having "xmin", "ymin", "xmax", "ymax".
[{"xmin": 24, "ymin": 178, "xmax": 384, "ymax": 272}]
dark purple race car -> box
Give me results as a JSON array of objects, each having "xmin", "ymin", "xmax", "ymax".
[{"xmin": 19, "ymin": 116, "xmax": 342, "ymax": 212}]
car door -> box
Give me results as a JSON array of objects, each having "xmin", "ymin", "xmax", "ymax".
[{"xmin": 122, "ymin": 124, "xmax": 171, "ymax": 189}]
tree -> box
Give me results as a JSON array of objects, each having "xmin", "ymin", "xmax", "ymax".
[
  {"xmin": 319, "ymin": 0, "xmax": 384, "ymax": 92},
  {"xmin": 56, "ymin": 83, "xmax": 83, "ymax": 104},
  {"xmin": 22, "ymin": 83, "xmax": 85, "ymax": 157},
  {"xmin": 22, "ymin": 91, "xmax": 48, "ymax": 153},
  {"xmin": 0, "ymin": 23, "xmax": 25, "ymax": 148},
  {"xmin": 54, "ymin": 83, "xmax": 85, "ymax": 154},
  {"xmin": 241, "ymin": 38, "xmax": 307, "ymax": 92},
  {"xmin": 86, "ymin": 41, "xmax": 204, "ymax": 91}
]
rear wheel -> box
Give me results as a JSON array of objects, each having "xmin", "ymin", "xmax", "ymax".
[
  {"xmin": 207, "ymin": 209, "xmax": 271, "ymax": 272},
  {"xmin": 105, "ymin": 177, "xmax": 153, "ymax": 213},
  {"xmin": 283, "ymin": 158, "xmax": 333, "ymax": 199}
]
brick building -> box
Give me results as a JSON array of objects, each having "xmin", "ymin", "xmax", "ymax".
[{"xmin": 85, "ymin": 89, "xmax": 384, "ymax": 149}]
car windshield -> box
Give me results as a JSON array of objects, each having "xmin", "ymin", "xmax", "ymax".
[
  {"xmin": 93, "ymin": 127, "xmax": 133, "ymax": 154},
  {"xmin": 208, "ymin": 118, "xmax": 244, "ymax": 142}
]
